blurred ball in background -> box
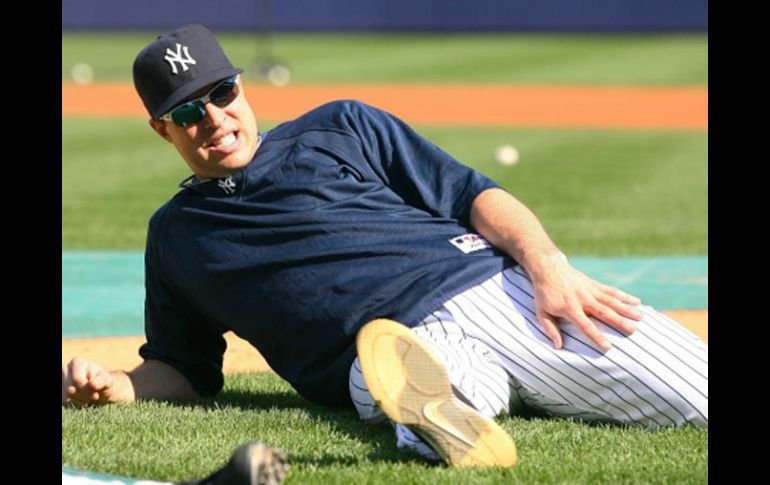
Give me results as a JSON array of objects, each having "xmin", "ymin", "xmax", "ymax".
[
  {"xmin": 495, "ymin": 144, "xmax": 519, "ymax": 166},
  {"xmin": 255, "ymin": 61, "xmax": 291, "ymax": 87},
  {"xmin": 71, "ymin": 62, "xmax": 95, "ymax": 85}
]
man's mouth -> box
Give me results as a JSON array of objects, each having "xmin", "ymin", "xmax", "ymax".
[{"xmin": 207, "ymin": 132, "xmax": 237, "ymax": 149}]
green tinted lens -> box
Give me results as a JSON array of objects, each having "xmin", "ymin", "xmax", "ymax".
[
  {"xmin": 166, "ymin": 77, "xmax": 237, "ymax": 126},
  {"xmin": 170, "ymin": 102, "xmax": 205, "ymax": 127},
  {"xmin": 209, "ymin": 79, "xmax": 238, "ymax": 107}
]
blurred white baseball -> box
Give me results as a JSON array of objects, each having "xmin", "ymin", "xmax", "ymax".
[
  {"xmin": 71, "ymin": 62, "xmax": 95, "ymax": 85},
  {"xmin": 267, "ymin": 64, "xmax": 291, "ymax": 87},
  {"xmin": 495, "ymin": 144, "xmax": 519, "ymax": 166}
]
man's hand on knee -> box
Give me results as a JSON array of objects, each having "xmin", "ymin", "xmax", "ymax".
[{"xmin": 531, "ymin": 256, "xmax": 642, "ymax": 352}]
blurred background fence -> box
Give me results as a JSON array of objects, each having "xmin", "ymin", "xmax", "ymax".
[{"xmin": 62, "ymin": 0, "xmax": 707, "ymax": 32}]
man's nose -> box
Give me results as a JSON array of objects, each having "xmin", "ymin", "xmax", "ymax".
[{"xmin": 202, "ymin": 102, "xmax": 227, "ymax": 128}]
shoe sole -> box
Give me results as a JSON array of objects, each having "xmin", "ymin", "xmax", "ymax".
[{"xmin": 356, "ymin": 318, "xmax": 518, "ymax": 467}]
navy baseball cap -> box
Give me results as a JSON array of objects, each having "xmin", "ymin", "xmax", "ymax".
[{"xmin": 133, "ymin": 24, "xmax": 243, "ymax": 119}]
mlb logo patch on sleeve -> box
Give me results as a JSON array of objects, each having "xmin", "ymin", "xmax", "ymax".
[{"xmin": 449, "ymin": 234, "xmax": 493, "ymax": 254}]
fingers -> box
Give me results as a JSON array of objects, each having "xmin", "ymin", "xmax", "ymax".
[
  {"xmin": 532, "ymin": 267, "xmax": 644, "ymax": 354},
  {"xmin": 536, "ymin": 308, "xmax": 563, "ymax": 349},
  {"xmin": 67, "ymin": 357, "xmax": 91, "ymax": 390},
  {"xmin": 587, "ymin": 298, "xmax": 637, "ymax": 335},
  {"xmin": 584, "ymin": 280, "xmax": 641, "ymax": 336},
  {"xmin": 566, "ymin": 308, "xmax": 611, "ymax": 353},
  {"xmin": 87, "ymin": 367, "xmax": 111, "ymax": 392},
  {"xmin": 570, "ymin": 293, "xmax": 641, "ymax": 352},
  {"xmin": 537, "ymin": 294, "xmax": 611, "ymax": 352},
  {"xmin": 539, "ymin": 304, "xmax": 621, "ymax": 353},
  {"xmin": 596, "ymin": 292, "xmax": 642, "ymax": 321},
  {"xmin": 62, "ymin": 358, "xmax": 111, "ymax": 407},
  {"xmin": 595, "ymin": 293, "xmax": 640, "ymax": 330}
]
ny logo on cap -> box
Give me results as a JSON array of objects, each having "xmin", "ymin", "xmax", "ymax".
[{"xmin": 164, "ymin": 43, "xmax": 197, "ymax": 74}]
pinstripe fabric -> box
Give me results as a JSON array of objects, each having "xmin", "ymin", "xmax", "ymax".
[
  {"xmin": 349, "ymin": 357, "xmax": 387, "ymax": 424},
  {"xmin": 443, "ymin": 265, "xmax": 708, "ymax": 428},
  {"xmin": 349, "ymin": 264, "xmax": 708, "ymax": 459}
]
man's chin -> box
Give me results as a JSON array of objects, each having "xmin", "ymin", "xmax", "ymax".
[{"xmin": 215, "ymin": 156, "xmax": 252, "ymax": 175}]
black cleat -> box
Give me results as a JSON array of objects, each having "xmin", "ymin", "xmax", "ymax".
[{"xmin": 179, "ymin": 440, "xmax": 289, "ymax": 485}]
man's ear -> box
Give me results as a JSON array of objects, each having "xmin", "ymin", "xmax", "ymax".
[{"xmin": 149, "ymin": 119, "xmax": 174, "ymax": 143}]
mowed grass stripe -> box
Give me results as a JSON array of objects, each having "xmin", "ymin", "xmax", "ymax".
[{"xmin": 63, "ymin": 33, "xmax": 707, "ymax": 85}]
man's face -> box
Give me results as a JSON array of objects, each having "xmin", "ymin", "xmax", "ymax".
[{"xmin": 150, "ymin": 77, "xmax": 259, "ymax": 180}]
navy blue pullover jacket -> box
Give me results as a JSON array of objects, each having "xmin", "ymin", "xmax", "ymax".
[{"xmin": 139, "ymin": 100, "xmax": 514, "ymax": 406}]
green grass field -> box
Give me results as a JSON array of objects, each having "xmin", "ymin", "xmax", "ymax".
[
  {"xmin": 62, "ymin": 33, "xmax": 708, "ymax": 483},
  {"xmin": 63, "ymin": 373, "xmax": 708, "ymax": 484}
]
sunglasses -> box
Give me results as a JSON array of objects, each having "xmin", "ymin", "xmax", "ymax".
[{"xmin": 160, "ymin": 76, "xmax": 240, "ymax": 127}]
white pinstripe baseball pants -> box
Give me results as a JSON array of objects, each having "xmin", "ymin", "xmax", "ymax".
[{"xmin": 349, "ymin": 265, "xmax": 708, "ymax": 459}]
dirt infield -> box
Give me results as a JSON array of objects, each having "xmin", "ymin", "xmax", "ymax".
[
  {"xmin": 62, "ymin": 310, "xmax": 707, "ymax": 375},
  {"xmin": 62, "ymin": 83, "xmax": 707, "ymax": 131},
  {"xmin": 62, "ymin": 332, "xmax": 271, "ymax": 375}
]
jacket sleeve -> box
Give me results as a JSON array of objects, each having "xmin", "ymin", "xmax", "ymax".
[
  {"xmin": 336, "ymin": 100, "xmax": 500, "ymax": 223},
  {"xmin": 138, "ymin": 210, "xmax": 227, "ymax": 397}
]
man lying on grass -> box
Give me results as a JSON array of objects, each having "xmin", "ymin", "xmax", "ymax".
[{"xmin": 62, "ymin": 24, "xmax": 708, "ymax": 467}]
